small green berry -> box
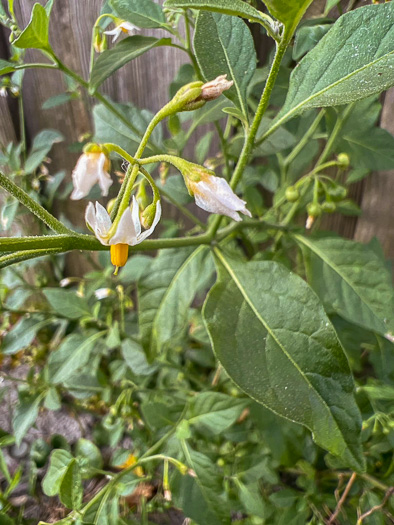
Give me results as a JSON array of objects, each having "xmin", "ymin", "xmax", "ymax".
[
  {"xmin": 285, "ymin": 186, "xmax": 300, "ymax": 202},
  {"xmin": 306, "ymin": 202, "xmax": 322, "ymax": 217},
  {"xmin": 322, "ymin": 201, "xmax": 336, "ymax": 213}
]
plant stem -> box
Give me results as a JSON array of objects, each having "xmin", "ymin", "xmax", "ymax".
[
  {"xmin": 316, "ymin": 103, "xmax": 354, "ymax": 165},
  {"xmin": 284, "ymin": 109, "xmax": 325, "ymax": 166},
  {"xmin": 207, "ymin": 31, "xmax": 293, "ymax": 238},
  {"xmin": 51, "ymin": 54, "xmax": 158, "ymax": 153},
  {"xmin": 328, "ymin": 472, "xmax": 357, "ymax": 524},
  {"xmin": 0, "ymin": 171, "xmax": 74, "ymax": 235}
]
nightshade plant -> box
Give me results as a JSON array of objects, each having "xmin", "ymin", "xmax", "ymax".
[{"xmin": 0, "ymin": 0, "xmax": 394, "ymax": 523}]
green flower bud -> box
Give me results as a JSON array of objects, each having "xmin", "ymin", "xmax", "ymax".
[
  {"xmin": 141, "ymin": 202, "xmax": 157, "ymax": 229},
  {"xmin": 327, "ymin": 185, "xmax": 347, "ymax": 201},
  {"xmin": 136, "ymin": 180, "xmax": 150, "ymax": 211},
  {"xmin": 337, "ymin": 153, "xmax": 350, "ymax": 169},
  {"xmin": 306, "ymin": 202, "xmax": 322, "ymax": 217},
  {"xmin": 322, "ymin": 201, "xmax": 336, "ymax": 213},
  {"xmin": 285, "ymin": 185, "xmax": 300, "ymax": 202}
]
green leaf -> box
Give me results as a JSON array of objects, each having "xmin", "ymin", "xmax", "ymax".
[
  {"xmin": 13, "ymin": 3, "xmax": 51, "ymax": 51},
  {"xmin": 42, "ymin": 449, "xmax": 73, "ymax": 497},
  {"xmin": 181, "ymin": 445, "xmax": 231, "ymax": 524},
  {"xmin": 152, "ymin": 246, "xmax": 213, "ymax": 357},
  {"xmin": 187, "ymin": 392, "xmax": 248, "ymax": 434},
  {"xmin": 59, "ymin": 459, "xmax": 83, "ymax": 510},
  {"xmin": 121, "ymin": 339, "xmax": 157, "ymax": 376},
  {"xmin": 138, "ymin": 247, "xmax": 213, "ymax": 359},
  {"xmin": 0, "ymin": 59, "xmax": 16, "ymax": 75},
  {"xmin": 24, "ymin": 129, "xmax": 64, "ymax": 174},
  {"xmin": 203, "ymin": 251, "xmax": 365, "ymax": 471},
  {"xmin": 164, "ymin": 0, "xmax": 274, "ymax": 29},
  {"xmin": 75, "ymin": 438, "xmax": 103, "ymax": 473},
  {"xmin": 194, "ymin": 11, "xmax": 256, "ymax": 119},
  {"xmin": 261, "ymin": 0, "xmax": 314, "ymax": 28},
  {"xmin": 340, "ymin": 127, "xmax": 394, "ymax": 171},
  {"xmin": 110, "ymin": 0, "xmax": 167, "ymax": 28},
  {"xmin": 89, "ymin": 36, "xmax": 171, "ymax": 92},
  {"xmin": 2, "ymin": 316, "xmax": 50, "ymax": 355},
  {"xmin": 324, "ymin": 0, "xmax": 340, "ymax": 16},
  {"xmin": 93, "ymin": 101, "xmax": 162, "ymax": 153},
  {"xmin": 42, "ymin": 93, "xmax": 74, "ymax": 109},
  {"xmin": 275, "ymin": 3, "xmax": 394, "ymax": 129},
  {"xmin": 295, "ymin": 235, "xmax": 394, "ymax": 336},
  {"xmin": 43, "ymin": 288, "xmax": 91, "ymax": 319},
  {"xmin": 13, "ymin": 394, "xmax": 42, "ymax": 446},
  {"xmin": 48, "ymin": 332, "xmax": 104, "ymax": 384},
  {"xmin": 293, "ymin": 23, "xmax": 332, "ymax": 61}
]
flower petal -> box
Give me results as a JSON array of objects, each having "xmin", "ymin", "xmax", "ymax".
[
  {"xmin": 109, "ymin": 207, "xmax": 138, "ymax": 245},
  {"xmin": 85, "ymin": 202, "xmax": 97, "ymax": 231},
  {"xmin": 71, "ymin": 155, "xmax": 91, "ymax": 200},
  {"xmin": 136, "ymin": 200, "xmax": 162, "ymax": 243},
  {"xmin": 194, "ymin": 180, "xmax": 241, "ymax": 221},
  {"xmin": 96, "ymin": 153, "xmax": 113, "ymax": 197},
  {"xmin": 131, "ymin": 196, "xmax": 142, "ymax": 238},
  {"xmin": 104, "ymin": 27, "xmax": 121, "ymax": 42}
]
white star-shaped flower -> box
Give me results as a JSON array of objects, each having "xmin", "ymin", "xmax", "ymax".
[
  {"xmin": 104, "ymin": 21, "xmax": 139, "ymax": 43},
  {"xmin": 189, "ymin": 175, "xmax": 251, "ymax": 222},
  {"xmin": 85, "ymin": 196, "xmax": 161, "ymax": 246},
  {"xmin": 71, "ymin": 152, "xmax": 112, "ymax": 200}
]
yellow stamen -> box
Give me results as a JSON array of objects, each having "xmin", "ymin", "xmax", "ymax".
[{"xmin": 110, "ymin": 244, "xmax": 129, "ymax": 274}]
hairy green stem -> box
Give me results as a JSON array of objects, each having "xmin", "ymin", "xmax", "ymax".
[
  {"xmin": 316, "ymin": 103, "xmax": 354, "ymax": 165},
  {"xmin": 207, "ymin": 31, "xmax": 293, "ymax": 238},
  {"xmin": 0, "ymin": 172, "xmax": 74, "ymax": 235},
  {"xmin": 284, "ymin": 109, "xmax": 325, "ymax": 166}
]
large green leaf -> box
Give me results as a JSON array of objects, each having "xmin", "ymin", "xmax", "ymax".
[
  {"xmin": 93, "ymin": 101, "xmax": 162, "ymax": 153},
  {"xmin": 110, "ymin": 0, "xmax": 167, "ymax": 28},
  {"xmin": 138, "ymin": 246, "xmax": 213, "ymax": 358},
  {"xmin": 43, "ymin": 288, "xmax": 91, "ymax": 319},
  {"xmin": 48, "ymin": 332, "xmax": 104, "ymax": 384},
  {"xmin": 261, "ymin": 0, "xmax": 314, "ymax": 28},
  {"xmin": 89, "ymin": 36, "xmax": 171, "ymax": 92},
  {"xmin": 0, "ymin": 60, "xmax": 16, "ymax": 75},
  {"xmin": 296, "ymin": 235, "xmax": 394, "ymax": 336},
  {"xmin": 12, "ymin": 394, "xmax": 43, "ymax": 446},
  {"xmin": 273, "ymin": 3, "xmax": 394, "ymax": 130},
  {"xmin": 194, "ymin": 11, "xmax": 256, "ymax": 119},
  {"xmin": 59, "ymin": 459, "xmax": 83, "ymax": 510},
  {"xmin": 173, "ymin": 444, "xmax": 230, "ymax": 525},
  {"xmin": 164, "ymin": 0, "xmax": 273, "ymax": 29},
  {"xmin": 13, "ymin": 3, "xmax": 51, "ymax": 51},
  {"xmin": 42, "ymin": 449, "xmax": 73, "ymax": 497},
  {"xmin": 2, "ymin": 316, "xmax": 51, "ymax": 355},
  {"xmin": 203, "ymin": 251, "xmax": 364, "ymax": 471},
  {"xmin": 24, "ymin": 129, "xmax": 64, "ymax": 174},
  {"xmin": 187, "ymin": 392, "xmax": 248, "ymax": 435}
]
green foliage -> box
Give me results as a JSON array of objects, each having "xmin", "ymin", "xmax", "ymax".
[
  {"xmin": 89, "ymin": 36, "xmax": 172, "ymax": 92},
  {"xmin": 203, "ymin": 252, "xmax": 365, "ymax": 471},
  {"xmin": 297, "ymin": 235, "xmax": 394, "ymax": 336},
  {"xmin": 277, "ymin": 3, "xmax": 394, "ymax": 127},
  {"xmin": 110, "ymin": 0, "xmax": 167, "ymax": 29},
  {"xmin": 13, "ymin": 3, "xmax": 51, "ymax": 51},
  {"xmin": 194, "ymin": 11, "xmax": 256, "ymax": 119},
  {"xmin": 1, "ymin": 0, "xmax": 394, "ymax": 523}
]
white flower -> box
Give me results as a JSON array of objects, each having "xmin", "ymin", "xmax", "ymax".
[
  {"xmin": 71, "ymin": 152, "xmax": 112, "ymax": 200},
  {"xmin": 0, "ymin": 87, "xmax": 7, "ymax": 98},
  {"xmin": 188, "ymin": 175, "xmax": 251, "ymax": 222},
  {"xmin": 85, "ymin": 196, "xmax": 161, "ymax": 246},
  {"xmin": 94, "ymin": 288, "xmax": 113, "ymax": 300},
  {"xmin": 104, "ymin": 21, "xmax": 139, "ymax": 42}
]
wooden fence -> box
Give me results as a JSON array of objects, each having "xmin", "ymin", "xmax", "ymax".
[{"xmin": 1, "ymin": 0, "xmax": 394, "ymax": 269}]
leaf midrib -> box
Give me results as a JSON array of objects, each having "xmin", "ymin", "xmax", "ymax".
[{"xmin": 275, "ymin": 49, "xmax": 394, "ymax": 131}]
